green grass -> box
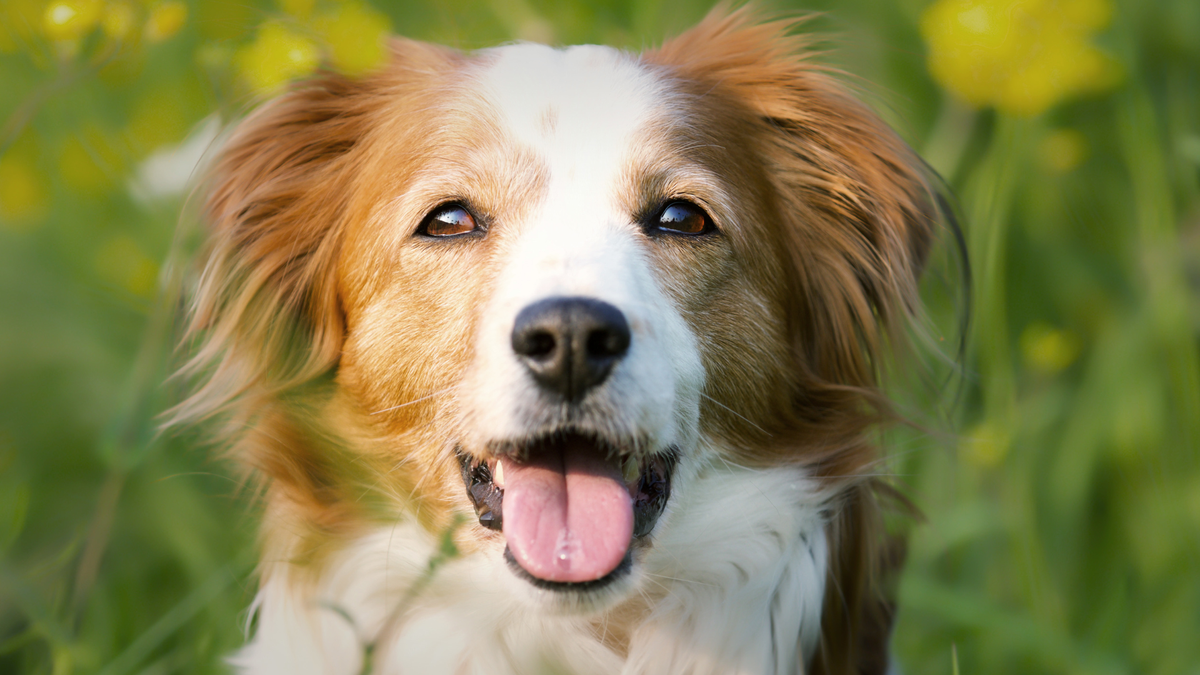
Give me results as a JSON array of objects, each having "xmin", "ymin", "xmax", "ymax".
[{"xmin": 1, "ymin": 0, "xmax": 1197, "ymax": 673}]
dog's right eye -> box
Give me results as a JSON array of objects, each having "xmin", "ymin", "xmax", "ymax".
[
  {"xmin": 649, "ymin": 201, "xmax": 715, "ymax": 236},
  {"xmin": 418, "ymin": 204, "xmax": 480, "ymax": 237}
]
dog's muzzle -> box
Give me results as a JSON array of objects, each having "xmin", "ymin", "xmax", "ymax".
[
  {"xmin": 510, "ymin": 296, "xmax": 630, "ymax": 403},
  {"xmin": 456, "ymin": 295, "xmax": 677, "ymax": 588}
]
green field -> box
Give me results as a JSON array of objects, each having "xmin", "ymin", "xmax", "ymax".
[{"xmin": 1, "ymin": 0, "xmax": 1197, "ymax": 673}]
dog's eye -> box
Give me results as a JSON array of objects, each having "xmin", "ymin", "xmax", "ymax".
[
  {"xmin": 652, "ymin": 201, "xmax": 713, "ymax": 236},
  {"xmin": 419, "ymin": 204, "xmax": 480, "ymax": 237}
]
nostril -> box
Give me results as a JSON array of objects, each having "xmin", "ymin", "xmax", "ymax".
[
  {"xmin": 586, "ymin": 326, "xmax": 629, "ymax": 359},
  {"xmin": 521, "ymin": 330, "xmax": 557, "ymax": 360}
]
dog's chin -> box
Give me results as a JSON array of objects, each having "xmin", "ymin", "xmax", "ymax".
[{"xmin": 456, "ymin": 433, "xmax": 676, "ymax": 613}]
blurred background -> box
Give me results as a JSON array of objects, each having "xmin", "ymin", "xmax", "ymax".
[{"xmin": 0, "ymin": 0, "xmax": 1196, "ymax": 673}]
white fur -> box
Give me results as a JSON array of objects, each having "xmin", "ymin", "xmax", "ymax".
[{"xmin": 627, "ymin": 457, "xmax": 829, "ymax": 674}]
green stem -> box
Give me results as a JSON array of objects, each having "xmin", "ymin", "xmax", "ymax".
[
  {"xmin": 965, "ymin": 113, "xmax": 1026, "ymax": 428},
  {"xmin": 922, "ymin": 97, "xmax": 978, "ymax": 183}
]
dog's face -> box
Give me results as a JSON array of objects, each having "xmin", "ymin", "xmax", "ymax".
[
  {"xmin": 335, "ymin": 42, "xmax": 804, "ymax": 606},
  {"xmin": 185, "ymin": 9, "xmax": 941, "ymax": 668}
]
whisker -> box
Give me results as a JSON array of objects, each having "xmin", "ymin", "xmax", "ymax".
[
  {"xmin": 699, "ymin": 392, "xmax": 770, "ymax": 436},
  {"xmin": 641, "ymin": 571, "xmax": 718, "ymax": 589},
  {"xmin": 370, "ymin": 385, "xmax": 460, "ymax": 415},
  {"xmin": 713, "ymin": 451, "xmax": 751, "ymax": 473}
]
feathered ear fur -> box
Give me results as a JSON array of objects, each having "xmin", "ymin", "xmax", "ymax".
[
  {"xmin": 647, "ymin": 7, "xmax": 945, "ymax": 674},
  {"xmin": 180, "ymin": 78, "xmax": 360, "ymax": 418},
  {"xmin": 174, "ymin": 40, "xmax": 461, "ymax": 428}
]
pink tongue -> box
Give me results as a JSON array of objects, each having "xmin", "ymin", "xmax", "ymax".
[{"xmin": 501, "ymin": 438, "xmax": 633, "ymax": 583}]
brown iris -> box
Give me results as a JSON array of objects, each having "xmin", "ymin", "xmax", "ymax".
[
  {"xmin": 420, "ymin": 204, "xmax": 479, "ymax": 237},
  {"xmin": 654, "ymin": 201, "xmax": 713, "ymax": 235}
]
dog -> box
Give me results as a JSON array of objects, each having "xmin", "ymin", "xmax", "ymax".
[{"xmin": 176, "ymin": 6, "xmax": 953, "ymax": 674}]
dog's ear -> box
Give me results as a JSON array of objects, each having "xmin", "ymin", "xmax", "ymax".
[
  {"xmin": 647, "ymin": 5, "xmax": 939, "ymax": 396},
  {"xmin": 177, "ymin": 40, "xmax": 460, "ymax": 422}
]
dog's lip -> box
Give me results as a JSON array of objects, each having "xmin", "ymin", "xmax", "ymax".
[
  {"xmin": 503, "ymin": 545, "xmax": 632, "ymax": 592},
  {"xmin": 455, "ymin": 435, "xmax": 676, "ymax": 587}
]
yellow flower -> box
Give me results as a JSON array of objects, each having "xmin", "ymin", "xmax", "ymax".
[
  {"xmin": 101, "ymin": 1, "xmax": 138, "ymax": 41},
  {"xmin": 1020, "ymin": 322, "xmax": 1082, "ymax": 373},
  {"xmin": 963, "ymin": 421, "xmax": 1010, "ymax": 468},
  {"xmin": 0, "ymin": 155, "xmax": 50, "ymax": 231},
  {"xmin": 921, "ymin": 0, "xmax": 1121, "ymax": 115},
  {"xmin": 1038, "ymin": 128, "xmax": 1088, "ymax": 173},
  {"xmin": 1, "ymin": 0, "xmax": 45, "ymax": 53},
  {"xmin": 42, "ymin": 0, "xmax": 103, "ymax": 43},
  {"xmin": 277, "ymin": 0, "xmax": 317, "ymax": 21},
  {"xmin": 236, "ymin": 22, "xmax": 321, "ymax": 96},
  {"xmin": 195, "ymin": 1, "xmax": 253, "ymax": 41},
  {"xmin": 314, "ymin": 2, "xmax": 392, "ymax": 76},
  {"xmin": 143, "ymin": 1, "xmax": 187, "ymax": 43}
]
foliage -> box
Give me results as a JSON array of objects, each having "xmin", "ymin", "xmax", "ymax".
[{"xmin": 1, "ymin": 0, "xmax": 1197, "ymax": 674}]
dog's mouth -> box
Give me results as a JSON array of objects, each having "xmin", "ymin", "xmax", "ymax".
[{"xmin": 457, "ymin": 433, "xmax": 675, "ymax": 588}]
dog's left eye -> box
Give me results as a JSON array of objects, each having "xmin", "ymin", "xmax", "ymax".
[
  {"xmin": 419, "ymin": 204, "xmax": 480, "ymax": 237},
  {"xmin": 652, "ymin": 201, "xmax": 714, "ymax": 236}
]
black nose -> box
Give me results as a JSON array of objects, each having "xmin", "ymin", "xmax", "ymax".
[{"xmin": 511, "ymin": 297, "xmax": 631, "ymax": 403}]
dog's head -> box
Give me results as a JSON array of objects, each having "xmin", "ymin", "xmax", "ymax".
[{"xmin": 180, "ymin": 7, "xmax": 945, "ymax": 671}]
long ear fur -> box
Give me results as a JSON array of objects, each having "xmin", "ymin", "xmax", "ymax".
[
  {"xmin": 648, "ymin": 6, "xmax": 945, "ymax": 674},
  {"xmin": 172, "ymin": 76, "xmax": 370, "ymax": 432},
  {"xmin": 173, "ymin": 40, "xmax": 460, "ymax": 430}
]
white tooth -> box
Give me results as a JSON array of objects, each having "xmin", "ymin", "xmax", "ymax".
[
  {"xmin": 623, "ymin": 455, "xmax": 639, "ymax": 484},
  {"xmin": 493, "ymin": 460, "xmax": 505, "ymax": 488}
]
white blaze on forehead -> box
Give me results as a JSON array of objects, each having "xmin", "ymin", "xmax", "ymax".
[
  {"xmin": 477, "ymin": 43, "xmax": 665, "ymax": 191},
  {"xmin": 472, "ymin": 42, "xmax": 671, "ymax": 300}
]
